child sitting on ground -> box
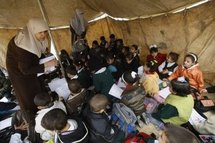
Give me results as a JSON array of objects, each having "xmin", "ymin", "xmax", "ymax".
[
  {"xmin": 34, "ymin": 92, "xmax": 67, "ymax": 141},
  {"xmin": 158, "ymin": 52, "xmax": 179, "ymax": 79},
  {"xmin": 41, "ymin": 108, "xmax": 89, "ymax": 143},
  {"xmin": 146, "ymin": 44, "xmax": 166, "ymax": 67},
  {"xmin": 121, "ymin": 71, "xmax": 145, "ymax": 115},
  {"xmin": 167, "ymin": 52, "xmax": 204, "ymax": 99},
  {"xmin": 140, "ymin": 60, "xmax": 159, "ymax": 97},
  {"xmin": 152, "ymin": 78, "xmax": 194, "ymax": 125},
  {"xmin": 66, "ymin": 79, "xmax": 88, "ymax": 114},
  {"xmin": 83, "ymin": 94, "xmax": 125, "ymax": 143}
]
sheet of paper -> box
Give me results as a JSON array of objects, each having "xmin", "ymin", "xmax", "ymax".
[
  {"xmin": 117, "ymin": 78, "xmax": 126, "ymax": 89},
  {"xmin": 48, "ymin": 78, "xmax": 65, "ymax": 91},
  {"xmin": 189, "ymin": 109, "xmax": 206, "ymax": 125},
  {"xmin": 0, "ymin": 117, "xmax": 12, "ymax": 130},
  {"xmin": 39, "ymin": 55, "xmax": 55, "ymax": 64},
  {"xmin": 138, "ymin": 66, "xmax": 144, "ymax": 77},
  {"xmin": 55, "ymin": 83, "xmax": 71, "ymax": 100},
  {"xmin": 48, "ymin": 78, "xmax": 71, "ymax": 100},
  {"xmin": 158, "ymin": 86, "xmax": 171, "ymax": 99},
  {"xmin": 37, "ymin": 55, "xmax": 56, "ymax": 76},
  {"xmin": 109, "ymin": 84, "xmax": 123, "ymax": 99}
]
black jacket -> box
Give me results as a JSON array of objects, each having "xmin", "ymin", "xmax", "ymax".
[
  {"xmin": 83, "ymin": 106, "xmax": 121, "ymax": 143},
  {"xmin": 57, "ymin": 117, "xmax": 89, "ymax": 143}
]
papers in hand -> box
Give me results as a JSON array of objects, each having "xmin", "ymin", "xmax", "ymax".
[
  {"xmin": 189, "ymin": 109, "xmax": 206, "ymax": 125},
  {"xmin": 37, "ymin": 55, "xmax": 56, "ymax": 76},
  {"xmin": 109, "ymin": 84, "xmax": 123, "ymax": 99},
  {"xmin": 158, "ymin": 86, "xmax": 171, "ymax": 99},
  {"xmin": 48, "ymin": 78, "xmax": 71, "ymax": 100}
]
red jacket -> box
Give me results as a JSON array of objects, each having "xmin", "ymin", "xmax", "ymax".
[
  {"xmin": 168, "ymin": 64, "xmax": 204, "ymax": 92},
  {"xmin": 146, "ymin": 53, "xmax": 167, "ymax": 66}
]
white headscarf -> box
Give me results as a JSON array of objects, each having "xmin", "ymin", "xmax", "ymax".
[
  {"xmin": 70, "ymin": 9, "xmax": 88, "ymax": 36},
  {"xmin": 14, "ymin": 18, "xmax": 49, "ymax": 57}
]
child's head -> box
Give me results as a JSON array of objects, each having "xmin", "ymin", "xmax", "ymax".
[
  {"xmin": 73, "ymin": 59, "xmax": 84, "ymax": 70},
  {"xmin": 159, "ymin": 124, "xmax": 200, "ymax": 143},
  {"xmin": 89, "ymin": 94, "xmax": 109, "ymax": 113},
  {"xmin": 125, "ymin": 52, "xmax": 134, "ymax": 64},
  {"xmin": 167, "ymin": 52, "xmax": 179, "ymax": 63},
  {"xmin": 130, "ymin": 44, "xmax": 138, "ymax": 54},
  {"xmin": 110, "ymin": 34, "xmax": 115, "ymax": 41},
  {"xmin": 106, "ymin": 53, "xmax": 115, "ymax": 65},
  {"xmin": 34, "ymin": 92, "xmax": 52, "ymax": 109},
  {"xmin": 144, "ymin": 60, "xmax": 158, "ymax": 73},
  {"xmin": 65, "ymin": 66, "xmax": 77, "ymax": 79},
  {"xmin": 41, "ymin": 108, "xmax": 67, "ymax": 131},
  {"xmin": 170, "ymin": 78, "xmax": 191, "ymax": 96},
  {"xmin": 116, "ymin": 39, "xmax": 123, "ymax": 46},
  {"xmin": 92, "ymin": 40, "xmax": 99, "ymax": 48},
  {"xmin": 149, "ymin": 44, "xmax": 158, "ymax": 57},
  {"xmin": 122, "ymin": 71, "xmax": 139, "ymax": 85},
  {"xmin": 100, "ymin": 36, "xmax": 106, "ymax": 41},
  {"xmin": 184, "ymin": 52, "xmax": 198, "ymax": 68},
  {"xmin": 68, "ymin": 79, "xmax": 82, "ymax": 94}
]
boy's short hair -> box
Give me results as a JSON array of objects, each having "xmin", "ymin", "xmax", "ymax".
[
  {"xmin": 170, "ymin": 79, "xmax": 191, "ymax": 96},
  {"xmin": 34, "ymin": 92, "xmax": 51, "ymax": 107},
  {"xmin": 89, "ymin": 94, "xmax": 109, "ymax": 112},
  {"xmin": 68, "ymin": 79, "xmax": 82, "ymax": 93},
  {"xmin": 65, "ymin": 66, "xmax": 77, "ymax": 75},
  {"xmin": 131, "ymin": 44, "xmax": 138, "ymax": 50},
  {"xmin": 146, "ymin": 60, "xmax": 158, "ymax": 73},
  {"xmin": 100, "ymin": 36, "xmax": 105, "ymax": 41},
  {"xmin": 41, "ymin": 108, "xmax": 67, "ymax": 131},
  {"xmin": 122, "ymin": 71, "xmax": 139, "ymax": 84},
  {"xmin": 110, "ymin": 34, "xmax": 115, "ymax": 39},
  {"xmin": 149, "ymin": 47, "xmax": 158, "ymax": 54},
  {"xmin": 169, "ymin": 52, "xmax": 179, "ymax": 62},
  {"xmin": 125, "ymin": 52, "xmax": 134, "ymax": 61},
  {"xmin": 165, "ymin": 124, "xmax": 200, "ymax": 143}
]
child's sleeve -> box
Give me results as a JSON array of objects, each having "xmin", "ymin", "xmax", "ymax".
[
  {"xmin": 168, "ymin": 65, "xmax": 182, "ymax": 81},
  {"xmin": 196, "ymin": 71, "xmax": 204, "ymax": 92}
]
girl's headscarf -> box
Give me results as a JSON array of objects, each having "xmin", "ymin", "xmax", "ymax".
[{"xmin": 14, "ymin": 18, "xmax": 49, "ymax": 57}]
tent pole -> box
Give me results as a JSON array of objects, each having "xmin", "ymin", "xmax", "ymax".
[{"xmin": 37, "ymin": 0, "xmax": 65, "ymax": 77}]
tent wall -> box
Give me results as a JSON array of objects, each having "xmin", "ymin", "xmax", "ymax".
[{"xmin": 0, "ymin": 1, "xmax": 215, "ymax": 84}]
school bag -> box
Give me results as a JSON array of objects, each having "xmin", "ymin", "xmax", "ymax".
[
  {"xmin": 121, "ymin": 86, "xmax": 146, "ymax": 115},
  {"xmin": 65, "ymin": 89, "xmax": 88, "ymax": 115},
  {"xmin": 123, "ymin": 132, "xmax": 154, "ymax": 143},
  {"xmin": 111, "ymin": 103, "xmax": 137, "ymax": 137}
]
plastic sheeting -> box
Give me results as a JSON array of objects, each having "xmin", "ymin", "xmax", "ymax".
[{"xmin": 0, "ymin": 1, "xmax": 215, "ymax": 84}]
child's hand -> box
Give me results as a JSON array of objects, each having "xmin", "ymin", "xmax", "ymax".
[
  {"xmin": 162, "ymin": 69, "xmax": 169, "ymax": 74},
  {"xmin": 14, "ymin": 122, "xmax": 28, "ymax": 130},
  {"xmin": 200, "ymin": 88, "xmax": 208, "ymax": 93}
]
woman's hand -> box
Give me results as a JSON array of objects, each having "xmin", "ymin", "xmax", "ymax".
[{"xmin": 45, "ymin": 59, "xmax": 58, "ymax": 68}]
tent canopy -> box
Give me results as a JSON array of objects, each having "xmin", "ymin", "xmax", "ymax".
[{"xmin": 0, "ymin": 0, "xmax": 200, "ymax": 28}]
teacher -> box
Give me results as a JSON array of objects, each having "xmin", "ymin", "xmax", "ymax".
[{"xmin": 6, "ymin": 18, "xmax": 57, "ymax": 114}]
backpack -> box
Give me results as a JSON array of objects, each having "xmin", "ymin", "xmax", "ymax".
[
  {"xmin": 124, "ymin": 132, "xmax": 153, "ymax": 143},
  {"xmin": 111, "ymin": 103, "xmax": 137, "ymax": 137},
  {"xmin": 121, "ymin": 86, "xmax": 146, "ymax": 115}
]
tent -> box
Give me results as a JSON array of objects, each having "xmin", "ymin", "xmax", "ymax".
[{"xmin": 0, "ymin": 0, "xmax": 215, "ymax": 84}]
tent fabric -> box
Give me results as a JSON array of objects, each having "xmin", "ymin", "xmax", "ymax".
[
  {"xmin": 0, "ymin": 1, "xmax": 215, "ymax": 84},
  {"xmin": 0, "ymin": 0, "xmax": 99, "ymax": 28},
  {"xmin": 82, "ymin": 0, "xmax": 199, "ymax": 18},
  {"xmin": 0, "ymin": 0, "xmax": 200, "ymax": 28}
]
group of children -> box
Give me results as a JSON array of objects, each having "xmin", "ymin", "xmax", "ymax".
[{"xmin": 8, "ymin": 33, "xmax": 214, "ymax": 143}]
